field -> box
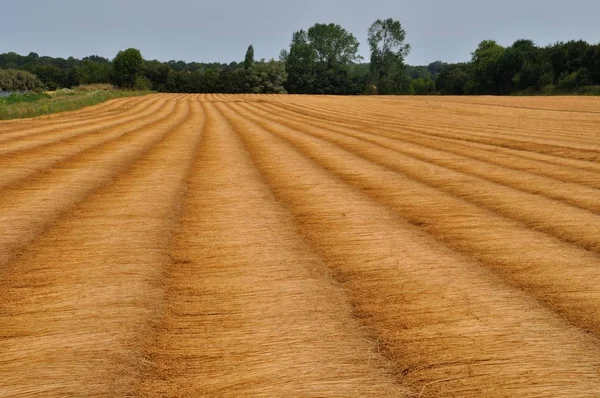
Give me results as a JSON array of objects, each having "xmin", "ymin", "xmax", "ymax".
[{"xmin": 0, "ymin": 94, "xmax": 599, "ymax": 397}]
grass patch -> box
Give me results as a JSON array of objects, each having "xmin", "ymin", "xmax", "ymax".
[
  {"xmin": 0, "ymin": 92, "xmax": 52, "ymax": 104},
  {"xmin": 0, "ymin": 88, "xmax": 152, "ymax": 120}
]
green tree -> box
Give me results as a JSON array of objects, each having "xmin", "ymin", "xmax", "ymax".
[
  {"xmin": 283, "ymin": 23, "xmax": 361, "ymax": 94},
  {"xmin": 471, "ymin": 40, "xmax": 506, "ymax": 94},
  {"xmin": 368, "ymin": 18, "xmax": 411, "ymax": 94},
  {"xmin": 435, "ymin": 63, "xmax": 472, "ymax": 95},
  {"xmin": 31, "ymin": 65, "xmax": 66, "ymax": 90},
  {"xmin": 113, "ymin": 48, "xmax": 144, "ymax": 88},
  {"xmin": 79, "ymin": 58, "xmax": 113, "ymax": 85},
  {"xmin": 504, "ymin": 39, "xmax": 541, "ymax": 92},
  {"xmin": 427, "ymin": 61, "xmax": 444, "ymax": 76},
  {"xmin": 144, "ymin": 60, "xmax": 170, "ymax": 91},
  {"xmin": 406, "ymin": 65, "xmax": 431, "ymax": 80},
  {"xmin": 307, "ymin": 23, "xmax": 361, "ymax": 66},
  {"xmin": 411, "ymin": 77, "xmax": 435, "ymax": 95},
  {"xmin": 248, "ymin": 59, "xmax": 288, "ymax": 94},
  {"xmin": 244, "ymin": 45, "xmax": 255, "ymax": 70},
  {"xmin": 584, "ymin": 44, "xmax": 600, "ymax": 85},
  {"xmin": 281, "ymin": 30, "xmax": 316, "ymax": 93}
]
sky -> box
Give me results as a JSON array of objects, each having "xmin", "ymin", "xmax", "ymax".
[{"xmin": 4, "ymin": 0, "xmax": 600, "ymax": 65}]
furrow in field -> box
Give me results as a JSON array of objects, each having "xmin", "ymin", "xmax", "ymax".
[
  {"xmin": 0, "ymin": 96, "xmax": 190, "ymax": 272},
  {"xmin": 219, "ymin": 102, "xmax": 600, "ymax": 398},
  {"xmin": 264, "ymin": 100, "xmax": 600, "ymax": 180},
  {"xmin": 0, "ymin": 95, "xmax": 143, "ymax": 132},
  {"xmin": 373, "ymin": 121, "xmax": 600, "ymax": 184},
  {"xmin": 0, "ymin": 95, "xmax": 164, "ymax": 146},
  {"xmin": 252, "ymin": 102, "xmax": 600, "ymax": 214},
  {"xmin": 429, "ymin": 96, "xmax": 600, "ymax": 114},
  {"xmin": 0, "ymin": 96, "xmax": 203, "ymax": 397},
  {"xmin": 230, "ymin": 102, "xmax": 600, "ymax": 337},
  {"xmin": 242, "ymin": 103, "xmax": 600, "ymax": 253},
  {"xmin": 267, "ymin": 100, "xmax": 600, "ymax": 179},
  {"xmin": 390, "ymin": 100, "xmax": 598, "ymax": 142},
  {"xmin": 137, "ymin": 100, "xmax": 408, "ymax": 397},
  {"xmin": 353, "ymin": 118, "xmax": 600, "ymax": 189},
  {"xmin": 271, "ymin": 100, "xmax": 600, "ymax": 161},
  {"xmin": 276, "ymin": 97, "xmax": 600, "ymax": 145},
  {"xmin": 0, "ymin": 97, "xmax": 178, "ymax": 190}
]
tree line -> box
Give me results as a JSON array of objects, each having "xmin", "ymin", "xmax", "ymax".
[{"xmin": 1, "ymin": 18, "xmax": 600, "ymax": 95}]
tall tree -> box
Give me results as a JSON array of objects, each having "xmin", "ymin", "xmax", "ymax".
[
  {"xmin": 283, "ymin": 23, "xmax": 362, "ymax": 94},
  {"xmin": 503, "ymin": 39, "xmax": 541, "ymax": 92},
  {"xmin": 471, "ymin": 40, "xmax": 506, "ymax": 94},
  {"xmin": 307, "ymin": 23, "xmax": 361, "ymax": 66},
  {"xmin": 368, "ymin": 18, "xmax": 411, "ymax": 94},
  {"xmin": 280, "ymin": 30, "xmax": 316, "ymax": 93},
  {"xmin": 113, "ymin": 48, "xmax": 144, "ymax": 88},
  {"xmin": 244, "ymin": 45, "xmax": 255, "ymax": 70}
]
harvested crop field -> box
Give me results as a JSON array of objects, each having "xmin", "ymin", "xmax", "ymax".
[{"xmin": 1, "ymin": 94, "xmax": 600, "ymax": 397}]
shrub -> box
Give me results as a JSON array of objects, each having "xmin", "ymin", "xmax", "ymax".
[
  {"xmin": 541, "ymin": 84, "xmax": 557, "ymax": 95},
  {"xmin": 0, "ymin": 69, "xmax": 43, "ymax": 92},
  {"xmin": 133, "ymin": 76, "xmax": 151, "ymax": 91},
  {"xmin": 576, "ymin": 85, "xmax": 600, "ymax": 95}
]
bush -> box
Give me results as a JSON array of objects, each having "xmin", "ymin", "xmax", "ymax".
[
  {"xmin": 133, "ymin": 76, "xmax": 151, "ymax": 91},
  {"xmin": 576, "ymin": 85, "xmax": 600, "ymax": 95},
  {"xmin": 541, "ymin": 84, "xmax": 557, "ymax": 95},
  {"xmin": 0, "ymin": 69, "xmax": 43, "ymax": 92}
]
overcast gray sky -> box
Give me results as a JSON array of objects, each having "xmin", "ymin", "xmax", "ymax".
[{"xmin": 5, "ymin": 0, "xmax": 600, "ymax": 65}]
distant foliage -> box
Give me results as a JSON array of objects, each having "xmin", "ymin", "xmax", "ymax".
[
  {"xmin": 282, "ymin": 23, "xmax": 366, "ymax": 94},
  {"xmin": 113, "ymin": 48, "xmax": 144, "ymax": 88},
  {"xmin": 0, "ymin": 52, "xmax": 113, "ymax": 90},
  {"xmin": 410, "ymin": 77, "xmax": 435, "ymax": 95},
  {"xmin": 0, "ymin": 69, "xmax": 43, "ymax": 91},
  {"xmin": 1, "ymin": 23, "xmax": 600, "ymax": 96},
  {"xmin": 434, "ymin": 39, "xmax": 600, "ymax": 95},
  {"xmin": 79, "ymin": 58, "xmax": 113, "ymax": 85},
  {"xmin": 435, "ymin": 63, "xmax": 472, "ymax": 95},
  {"xmin": 368, "ymin": 18, "xmax": 411, "ymax": 94},
  {"xmin": 144, "ymin": 60, "xmax": 170, "ymax": 91},
  {"xmin": 247, "ymin": 60, "xmax": 288, "ymax": 94}
]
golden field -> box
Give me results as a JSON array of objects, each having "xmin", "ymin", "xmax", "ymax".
[{"xmin": 1, "ymin": 94, "xmax": 600, "ymax": 397}]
